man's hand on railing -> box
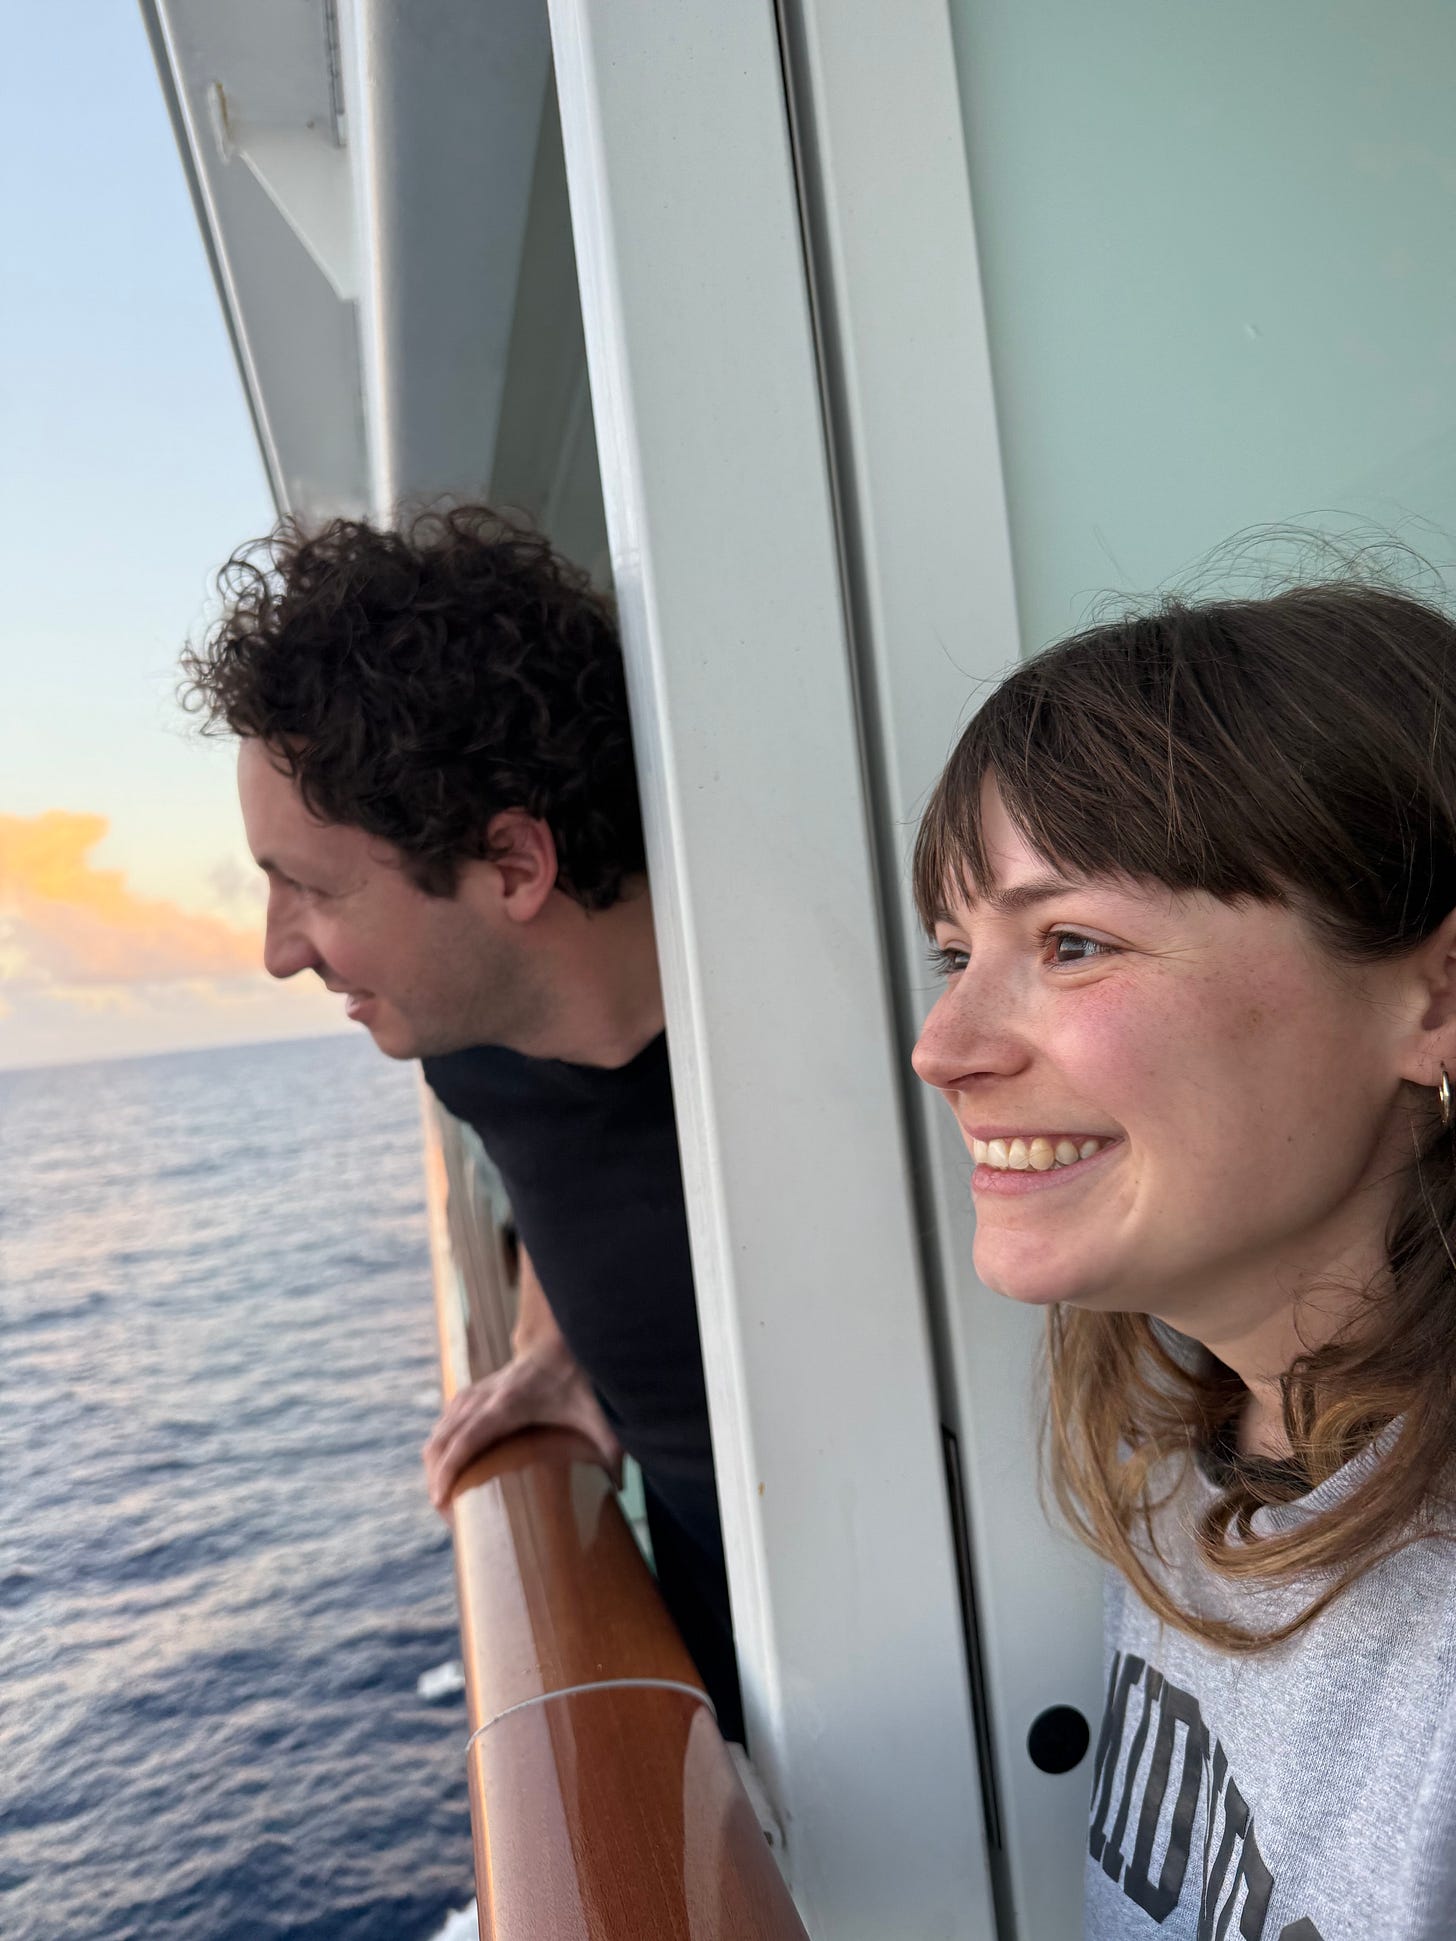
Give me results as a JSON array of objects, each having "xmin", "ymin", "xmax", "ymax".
[
  {"xmin": 423, "ymin": 1240, "xmax": 622, "ymax": 1511},
  {"xmin": 422, "ymin": 1340, "xmax": 624, "ymax": 1511}
]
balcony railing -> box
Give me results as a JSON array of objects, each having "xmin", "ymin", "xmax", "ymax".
[{"xmin": 420, "ymin": 1090, "xmax": 810, "ymax": 1941}]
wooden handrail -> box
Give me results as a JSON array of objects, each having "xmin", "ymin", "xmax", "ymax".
[{"xmin": 420, "ymin": 1090, "xmax": 810, "ymax": 1941}]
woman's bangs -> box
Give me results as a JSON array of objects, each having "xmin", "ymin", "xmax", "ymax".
[
  {"xmin": 915, "ymin": 621, "xmax": 1298, "ymax": 932},
  {"xmin": 913, "ymin": 734, "xmax": 1145, "ymax": 926},
  {"xmin": 912, "ymin": 739, "xmax": 993, "ymax": 928}
]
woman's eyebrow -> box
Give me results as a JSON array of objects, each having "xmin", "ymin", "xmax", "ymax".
[
  {"xmin": 983, "ymin": 873, "xmax": 1080, "ymax": 914},
  {"xmin": 931, "ymin": 872, "xmax": 1085, "ymax": 926}
]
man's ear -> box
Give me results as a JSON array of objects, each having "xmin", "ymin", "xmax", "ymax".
[
  {"xmin": 1398, "ymin": 905, "xmax": 1456, "ymax": 1087},
  {"xmin": 484, "ymin": 810, "xmax": 559, "ymax": 924}
]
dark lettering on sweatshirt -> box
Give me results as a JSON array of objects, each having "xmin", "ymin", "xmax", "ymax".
[{"xmin": 1090, "ymin": 1651, "xmax": 1324, "ymax": 1940}]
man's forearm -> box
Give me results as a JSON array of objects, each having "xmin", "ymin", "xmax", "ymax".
[
  {"xmin": 424, "ymin": 1238, "xmax": 620, "ymax": 1506},
  {"xmin": 510, "ymin": 1242, "xmax": 570, "ymax": 1361}
]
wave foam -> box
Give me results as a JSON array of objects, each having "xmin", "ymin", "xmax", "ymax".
[
  {"xmin": 417, "ymin": 1659, "xmax": 466, "ymax": 1702},
  {"xmin": 428, "ymin": 1902, "xmax": 479, "ymax": 1941}
]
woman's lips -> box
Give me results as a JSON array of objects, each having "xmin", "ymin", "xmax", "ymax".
[{"xmin": 344, "ymin": 993, "xmax": 377, "ymax": 1023}]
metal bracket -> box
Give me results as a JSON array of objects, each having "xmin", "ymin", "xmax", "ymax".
[{"xmin": 727, "ymin": 1744, "xmax": 787, "ymax": 1854}]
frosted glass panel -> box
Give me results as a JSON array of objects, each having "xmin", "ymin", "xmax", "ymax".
[{"xmin": 947, "ymin": 0, "xmax": 1456, "ymax": 652}]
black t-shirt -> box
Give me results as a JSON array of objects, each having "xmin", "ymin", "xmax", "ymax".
[
  {"xmin": 421, "ymin": 1032, "xmax": 741, "ymax": 1736},
  {"xmin": 420, "ymin": 1032, "xmax": 715, "ymax": 1523}
]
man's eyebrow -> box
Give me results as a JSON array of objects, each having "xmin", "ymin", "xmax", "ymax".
[{"xmin": 256, "ymin": 856, "xmax": 302, "ymax": 886}]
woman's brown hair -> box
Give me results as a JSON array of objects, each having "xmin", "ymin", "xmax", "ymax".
[{"xmin": 913, "ymin": 578, "xmax": 1456, "ymax": 1650}]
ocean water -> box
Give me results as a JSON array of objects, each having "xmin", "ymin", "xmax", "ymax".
[{"xmin": 0, "ymin": 1035, "xmax": 476, "ymax": 1940}]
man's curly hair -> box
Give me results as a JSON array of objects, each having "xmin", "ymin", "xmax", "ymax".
[{"xmin": 180, "ymin": 506, "xmax": 644, "ymax": 907}]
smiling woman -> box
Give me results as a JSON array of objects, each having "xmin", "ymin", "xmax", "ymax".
[{"xmin": 913, "ymin": 578, "xmax": 1456, "ymax": 1940}]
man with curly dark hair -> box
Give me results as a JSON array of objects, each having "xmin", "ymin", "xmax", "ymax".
[{"xmin": 182, "ymin": 507, "xmax": 741, "ymax": 1739}]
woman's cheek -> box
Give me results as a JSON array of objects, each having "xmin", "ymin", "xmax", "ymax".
[{"xmin": 1044, "ymin": 973, "xmax": 1170, "ymax": 1096}]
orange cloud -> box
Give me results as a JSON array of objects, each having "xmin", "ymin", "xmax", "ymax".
[{"xmin": 0, "ymin": 811, "xmax": 262, "ymax": 987}]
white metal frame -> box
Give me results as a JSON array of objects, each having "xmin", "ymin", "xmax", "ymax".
[
  {"xmin": 774, "ymin": 5, "xmax": 1105, "ymax": 1936},
  {"xmin": 547, "ymin": 3, "xmax": 997, "ymax": 1935},
  {"xmin": 335, "ymin": 0, "xmax": 550, "ymax": 517},
  {"xmin": 140, "ymin": 0, "xmax": 370, "ymax": 517}
]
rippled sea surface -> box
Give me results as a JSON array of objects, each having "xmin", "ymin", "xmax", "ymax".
[{"xmin": 1, "ymin": 1035, "xmax": 474, "ymax": 1940}]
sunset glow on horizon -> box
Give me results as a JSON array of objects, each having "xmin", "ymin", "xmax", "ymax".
[
  {"xmin": 0, "ymin": 807, "xmax": 351, "ymax": 1072},
  {"xmin": 2, "ymin": 810, "xmax": 260, "ymax": 983}
]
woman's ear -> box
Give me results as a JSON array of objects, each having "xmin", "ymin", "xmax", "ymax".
[{"xmin": 1398, "ymin": 905, "xmax": 1456, "ymax": 1087}]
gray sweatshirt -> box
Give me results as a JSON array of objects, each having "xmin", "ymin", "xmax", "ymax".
[{"xmin": 1084, "ymin": 1440, "xmax": 1456, "ymax": 1941}]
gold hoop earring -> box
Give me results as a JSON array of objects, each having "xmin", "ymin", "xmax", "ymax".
[{"xmin": 1440, "ymin": 1066, "xmax": 1453, "ymax": 1130}]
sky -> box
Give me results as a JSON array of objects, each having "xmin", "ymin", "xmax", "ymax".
[{"xmin": 0, "ymin": 10, "xmax": 349, "ymax": 1068}]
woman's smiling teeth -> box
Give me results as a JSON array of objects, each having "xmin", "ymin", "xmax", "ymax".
[{"xmin": 972, "ymin": 1135, "xmax": 1108, "ymax": 1172}]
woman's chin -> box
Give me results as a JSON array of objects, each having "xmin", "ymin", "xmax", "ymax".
[{"xmin": 973, "ymin": 1240, "xmax": 1098, "ymax": 1309}]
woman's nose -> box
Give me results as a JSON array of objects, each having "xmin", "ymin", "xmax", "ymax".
[
  {"xmin": 912, "ymin": 977, "xmax": 1023, "ymax": 1093},
  {"xmin": 912, "ymin": 991, "xmax": 966, "ymax": 1092}
]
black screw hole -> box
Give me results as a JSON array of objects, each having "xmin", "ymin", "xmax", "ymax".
[{"xmin": 1027, "ymin": 1704, "xmax": 1090, "ymax": 1774}]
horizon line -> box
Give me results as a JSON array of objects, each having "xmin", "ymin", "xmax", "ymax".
[{"xmin": 0, "ymin": 1025, "xmax": 364, "ymax": 1082}]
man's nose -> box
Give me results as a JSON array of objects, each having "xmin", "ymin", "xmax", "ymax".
[{"xmin": 262, "ymin": 908, "xmax": 319, "ymax": 981}]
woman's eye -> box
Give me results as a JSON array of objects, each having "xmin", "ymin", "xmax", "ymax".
[
  {"xmin": 1048, "ymin": 931, "xmax": 1108, "ymax": 964},
  {"xmin": 928, "ymin": 944, "xmax": 969, "ymax": 978}
]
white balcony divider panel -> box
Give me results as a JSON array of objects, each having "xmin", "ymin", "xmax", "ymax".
[
  {"xmin": 774, "ymin": 5, "xmax": 1104, "ymax": 1935},
  {"xmin": 547, "ymin": 3, "xmax": 997, "ymax": 1935}
]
